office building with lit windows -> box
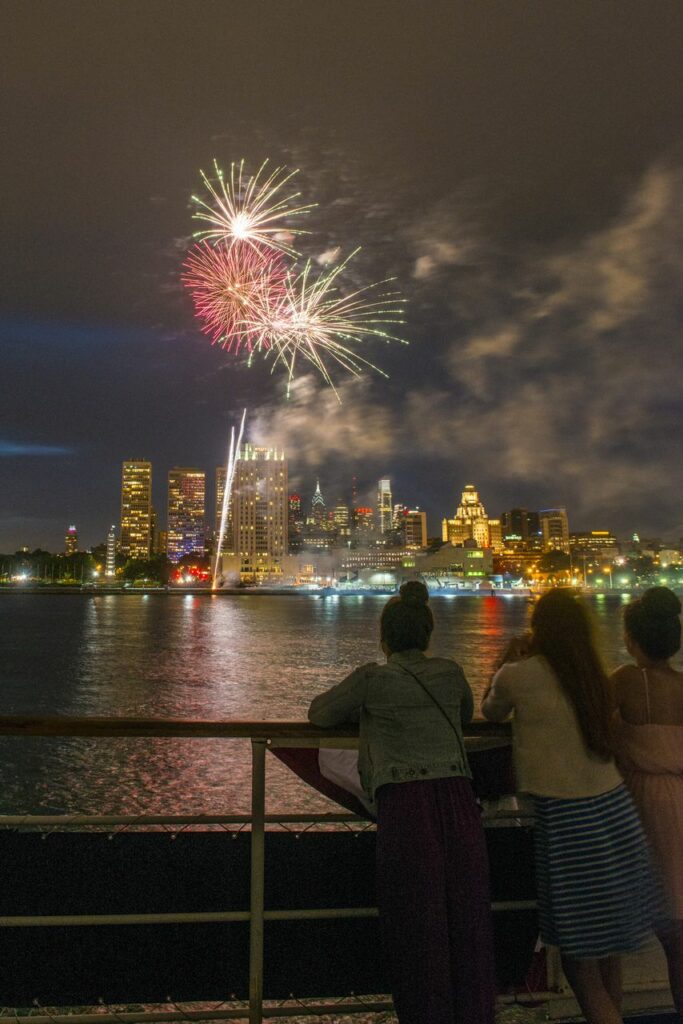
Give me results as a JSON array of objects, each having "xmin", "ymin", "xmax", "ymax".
[
  {"xmin": 120, "ymin": 460, "xmax": 152, "ymax": 559},
  {"xmin": 403, "ymin": 509, "xmax": 427, "ymax": 549},
  {"xmin": 442, "ymin": 484, "xmax": 490, "ymax": 548},
  {"xmin": 540, "ymin": 507, "xmax": 570, "ymax": 553},
  {"xmin": 167, "ymin": 468, "xmax": 206, "ymax": 562},
  {"xmin": 64, "ymin": 525, "xmax": 78, "ymax": 555},
  {"xmin": 377, "ymin": 478, "xmax": 393, "ymax": 534},
  {"xmin": 223, "ymin": 444, "xmax": 288, "ymax": 579}
]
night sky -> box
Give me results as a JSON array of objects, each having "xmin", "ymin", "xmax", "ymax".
[{"xmin": 2, "ymin": 1, "xmax": 682, "ymax": 550}]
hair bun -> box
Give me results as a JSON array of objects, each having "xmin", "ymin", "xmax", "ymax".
[
  {"xmin": 641, "ymin": 586, "xmax": 681, "ymax": 619},
  {"xmin": 399, "ymin": 580, "xmax": 429, "ymax": 606}
]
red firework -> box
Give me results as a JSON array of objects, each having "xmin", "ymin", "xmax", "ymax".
[{"xmin": 182, "ymin": 241, "xmax": 287, "ymax": 352}]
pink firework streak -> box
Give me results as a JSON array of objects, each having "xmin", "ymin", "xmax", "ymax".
[{"xmin": 182, "ymin": 242, "xmax": 287, "ymax": 353}]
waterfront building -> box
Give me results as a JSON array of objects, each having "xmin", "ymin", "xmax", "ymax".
[
  {"xmin": 488, "ymin": 518, "xmax": 504, "ymax": 553},
  {"xmin": 403, "ymin": 509, "xmax": 427, "ymax": 549},
  {"xmin": 569, "ymin": 530, "xmax": 619, "ymax": 560},
  {"xmin": 442, "ymin": 483, "xmax": 490, "ymax": 548},
  {"xmin": 64, "ymin": 525, "xmax": 78, "ymax": 555},
  {"xmin": 120, "ymin": 460, "xmax": 152, "ymax": 560},
  {"xmin": 223, "ymin": 444, "xmax": 288, "ymax": 579},
  {"xmin": 500, "ymin": 508, "xmax": 541, "ymax": 548},
  {"xmin": 167, "ymin": 468, "xmax": 206, "ymax": 563},
  {"xmin": 377, "ymin": 478, "xmax": 393, "ymax": 535},
  {"xmin": 105, "ymin": 525, "xmax": 116, "ymax": 578},
  {"xmin": 215, "ymin": 466, "xmax": 227, "ymax": 550},
  {"xmin": 540, "ymin": 507, "xmax": 570, "ymax": 553}
]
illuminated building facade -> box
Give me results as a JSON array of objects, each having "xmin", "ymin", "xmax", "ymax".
[
  {"xmin": 442, "ymin": 484, "xmax": 490, "ymax": 548},
  {"xmin": 215, "ymin": 466, "xmax": 227, "ymax": 549},
  {"xmin": 311, "ymin": 480, "xmax": 325, "ymax": 527},
  {"xmin": 501, "ymin": 508, "xmax": 541, "ymax": 549},
  {"xmin": 353, "ymin": 506, "xmax": 374, "ymax": 542},
  {"xmin": 333, "ymin": 500, "xmax": 351, "ymax": 537},
  {"xmin": 167, "ymin": 468, "xmax": 206, "ymax": 562},
  {"xmin": 105, "ymin": 525, "xmax": 117, "ymax": 577},
  {"xmin": 64, "ymin": 525, "xmax": 78, "ymax": 555},
  {"xmin": 225, "ymin": 444, "xmax": 288, "ymax": 579},
  {"xmin": 540, "ymin": 507, "xmax": 570, "ymax": 553},
  {"xmin": 403, "ymin": 509, "xmax": 427, "ymax": 549},
  {"xmin": 120, "ymin": 460, "xmax": 152, "ymax": 560},
  {"xmin": 288, "ymin": 493, "xmax": 304, "ymax": 553},
  {"xmin": 377, "ymin": 478, "xmax": 393, "ymax": 534}
]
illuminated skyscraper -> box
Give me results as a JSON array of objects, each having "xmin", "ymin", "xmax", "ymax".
[
  {"xmin": 442, "ymin": 484, "xmax": 490, "ymax": 548},
  {"xmin": 333, "ymin": 499, "xmax": 351, "ymax": 537},
  {"xmin": 64, "ymin": 525, "xmax": 78, "ymax": 555},
  {"xmin": 540, "ymin": 508, "xmax": 570, "ymax": 553},
  {"xmin": 353, "ymin": 506, "xmax": 374, "ymax": 541},
  {"xmin": 167, "ymin": 468, "xmax": 206, "ymax": 562},
  {"xmin": 226, "ymin": 444, "xmax": 288, "ymax": 578},
  {"xmin": 120, "ymin": 460, "xmax": 152, "ymax": 559},
  {"xmin": 311, "ymin": 479, "xmax": 325, "ymax": 527},
  {"xmin": 377, "ymin": 478, "xmax": 393, "ymax": 534},
  {"xmin": 288, "ymin": 493, "xmax": 304, "ymax": 553},
  {"xmin": 215, "ymin": 465, "xmax": 227, "ymax": 552},
  {"xmin": 105, "ymin": 525, "xmax": 117, "ymax": 578},
  {"xmin": 403, "ymin": 509, "xmax": 427, "ymax": 549}
]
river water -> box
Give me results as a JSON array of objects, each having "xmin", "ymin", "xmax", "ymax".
[{"xmin": 0, "ymin": 592, "xmax": 658, "ymax": 817}]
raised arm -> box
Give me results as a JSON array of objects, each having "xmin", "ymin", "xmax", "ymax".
[{"xmin": 308, "ymin": 664, "xmax": 374, "ymax": 727}]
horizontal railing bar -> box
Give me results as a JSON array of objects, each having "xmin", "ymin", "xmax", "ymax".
[
  {"xmin": 0, "ymin": 900, "xmax": 535, "ymax": 928},
  {"xmin": 0, "ymin": 1006, "xmax": 396, "ymax": 1024},
  {"xmin": 0, "ymin": 813, "xmax": 364, "ymax": 827},
  {"xmin": 0, "ymin": 715, "xmax": 510, "ymax": 740}
]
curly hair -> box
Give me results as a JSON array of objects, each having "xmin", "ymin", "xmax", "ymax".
[{"xmin": 624, "ymin": 586, "xmax": 681, "ymax": 661}]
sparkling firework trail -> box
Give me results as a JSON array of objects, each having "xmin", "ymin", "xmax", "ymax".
[
  {"xmin": 239, "ymin": 249, "xmax": 407, "ymax": 400},
  {"xmin": 191, "ymin": 159, "xmax": 316, "ymax": 257},
  {"xmin": 182, "ymin": 241, "xmax": 287, "ymax": 352},
  {"xmin": 212, "ymin": 408, "xmax": 247, "ymax": 589}
]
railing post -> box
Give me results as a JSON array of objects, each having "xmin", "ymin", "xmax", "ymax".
[{"xmin": 249, "ymin": 739, "xmax": 267, "ymax": 1024}]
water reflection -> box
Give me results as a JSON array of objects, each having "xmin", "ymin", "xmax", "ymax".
[{"xmin": 0, "ymin": 594, "xmax": 676, "ymax": 816}]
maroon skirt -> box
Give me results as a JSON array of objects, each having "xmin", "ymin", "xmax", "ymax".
[{"xmin": 375, "ymin": 776, "xmax": 496, "ymax": 1024}]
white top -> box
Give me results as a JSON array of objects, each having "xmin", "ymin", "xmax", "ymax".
[{"xmin": 482, "ymin": 655, "xmax": 622, "ymax": 798}]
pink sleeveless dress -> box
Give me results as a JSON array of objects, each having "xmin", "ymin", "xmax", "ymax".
[{"xmin": 616, "ymin": 669, "xmax": 683, "ymax": 920}]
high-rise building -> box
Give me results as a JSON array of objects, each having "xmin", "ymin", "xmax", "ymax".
[
  {"xmin": 64, "ymin": 525, "xmax": 78, "ymax": 555},
  {"xmin": 215, "ymin": 466, "xmax": 227, "ymax": 553},
  {"xmin": 105, "ymin": 525, "xmax": 117, "ymax": 577},
  {"xmin": 225, "ymin": 444, "xmax": 288, "ymax": 578},
  {"xmin": 120, "ymin": 460, "xmax": 152, "ymax": 560},
  {"xmin": 488, "ymin": 519, "xmax": 504, "ymax": 553},
  {"xmin": 333, "ymin": 499, "xmax": 351, "ymax": 537},
  {"xmin": 288, "ymin": 493, "xmax": 304, "ymax": 553},
  {"xmin": 311, "ymin": 480, "xmax": 326, "ymax": 527},
  {"xmin": 403, "ymin": 509, "xmax": 427, "ymax": 549},
  {"xmin": 377, "ymin": 478, "xmax": 393, "ymax": 534},
  {"xmin": 500, "ymin": 508, "xmax": 540, "ymax": 547},
  {"xmin": 442, "ymin": 484, "xmax": 490, "ymax": 548},
  {"xmin": 392, "ymin": 503, "xmax": 408, "ymax": 529},
  {"xmin": 540, "ymin": 507, "xmax": 570, "ymax": 553},
  {"xmin": 353, "ymin": 506, "xmax": 374, "ymax": 541},
  {"xmin": 167, "ymin": 468, "xmax": 206, "ymax": 562}
]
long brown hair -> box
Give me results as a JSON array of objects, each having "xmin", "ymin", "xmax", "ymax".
[{"xmin": 531, "ymin": 589, "xmax": 614, "ymax": 759}]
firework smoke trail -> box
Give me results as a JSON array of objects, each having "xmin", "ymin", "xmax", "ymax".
[
  {"xmin": 182, "ymin": 242, "xmax": 287, "ymax": 352},
  {"xmin": 191, "ymin": 159, "xmax": 316, "ymax": 257},
  {"xmin": 212, "ymin": 408, "xmax": 247, "ymax": 589},
  {"xmin": 240, "ymin": 250, "xmax": 407, "ymax": 400}
]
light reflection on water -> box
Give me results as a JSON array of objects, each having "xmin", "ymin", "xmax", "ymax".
[{"xmin": 0, "ymin": 593, "xmax": 665, "ymax": 817}]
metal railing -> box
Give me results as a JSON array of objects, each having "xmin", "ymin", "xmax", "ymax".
[{"xmin": 0, "ymin": 716, "xmax": 521, "ymax": 1023}]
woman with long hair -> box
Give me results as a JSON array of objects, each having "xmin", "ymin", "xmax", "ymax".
[
  {"xmin": 482, "ymin": 588, "xmax": 658, "ymax": 1024},
  {"xmin": 612, "ymin": 586, "xmax": 683, "ymax": 1015},
  {"xmin": 309, "ymin": 580, "xmax": 496, "ymax": 1024}
]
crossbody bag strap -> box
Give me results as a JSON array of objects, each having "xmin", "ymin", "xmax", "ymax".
[{"xmin": 397, "ymin": 664, "xmax": 461, "ymax": 740}]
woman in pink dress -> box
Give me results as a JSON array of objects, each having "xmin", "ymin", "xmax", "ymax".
[{"xmin": 612, "ymin": 586, "xmax": 683, "ymax": 1015}]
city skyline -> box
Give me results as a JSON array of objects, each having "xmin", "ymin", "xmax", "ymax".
[{"xmin": 2, "ymin": 4, "xmax": 682, "ymax": 550}]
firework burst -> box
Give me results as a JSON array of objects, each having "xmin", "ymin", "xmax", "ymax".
[
  {"xmin": 181, "ymin": 241, "xmax": 287, "ymax": 352},
  {"xmin": 240, "ymin": 250, "xmax": 407, "ymax": 399},
  {"xmin": 191, "ymin": 159, "xmax": 315, "ymax": 257}
]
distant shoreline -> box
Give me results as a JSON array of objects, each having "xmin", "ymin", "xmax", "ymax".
[{"xmin": 0, "ymin": 585, "xmax": 657, "ymax": 598}]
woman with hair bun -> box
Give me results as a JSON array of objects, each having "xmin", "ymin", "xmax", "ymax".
[
  {"xmin": 309, "ymin": 580, "xmax": 496, "ymax": 1024},
  {"xmin": 612, "ymin": 586, "xmax": 683, "ymax": 1014}
]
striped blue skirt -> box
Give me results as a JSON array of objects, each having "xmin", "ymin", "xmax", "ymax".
[{"xmin": 532, "ymin": 783, "xmax": 661, "ymax": 958}]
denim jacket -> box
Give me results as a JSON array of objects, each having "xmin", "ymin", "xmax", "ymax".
[{"xmin": 308, "ymin": 649, "xmax": 473, "ymax": 799}]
